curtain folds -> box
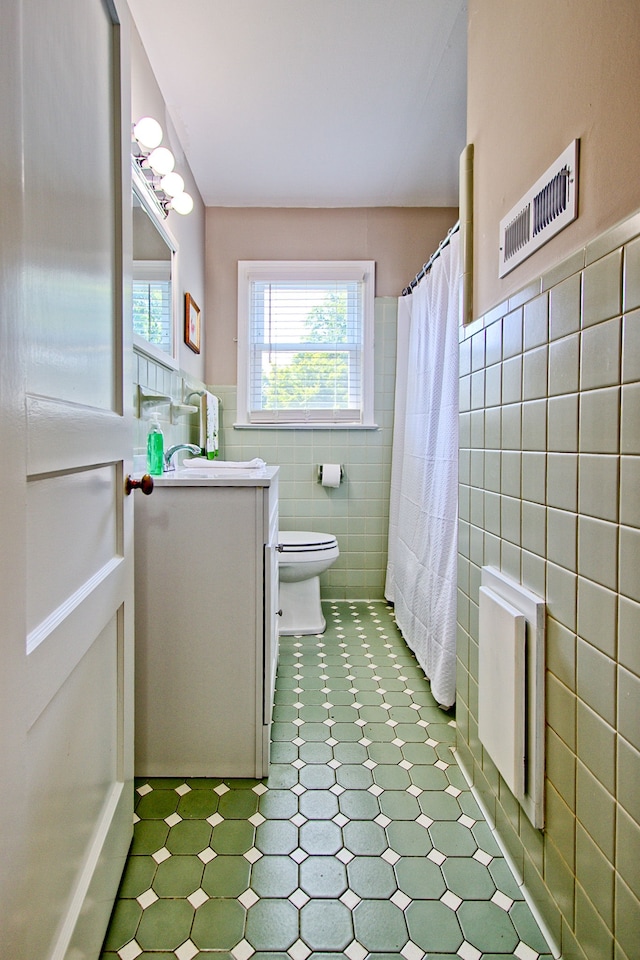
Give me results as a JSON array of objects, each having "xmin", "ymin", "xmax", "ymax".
[{"xmin": 385, "ymin": 233, "xmax": 460, "ymax": 708}]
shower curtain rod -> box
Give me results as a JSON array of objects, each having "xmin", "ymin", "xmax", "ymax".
[{"xmin": 402, "ymin": 219, "xmax": 460, "ymax": 296}]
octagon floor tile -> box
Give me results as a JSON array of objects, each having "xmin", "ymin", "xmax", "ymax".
[
  {"xmin": 136, "ymin": 789, "xmax": 181, "ymax": 820},
  {"xmin": 428, "ymin": 820, "xmax": 478, "ymax": 857},
  {"xmin": 101, "ymin": 900, "xmax": 142, "ymax": 952},
  {"xmin": 269, "ymin": 741, "xmax": 299, "ymax": 763},
  {"xmin": 299, "ymin": 855, "xmax": 348, "ymax": 898},
  {"xmin": 457, "ymin": 900, "xmax": 520, "ymax": 953},
  {"xmin": 136, "ymin": 899, "xmax": 194, "ymax": 951},
  {"xmin": 401, "ymin": 744, "xmax": 441, "ymax": 771},
  {"xmin": 372, "ymin": 765, "xmax": 412, "ymax": 791},
  {"xmin": 405, "ymin": 900, "xmax": 464, "ymax": 952},
  {"xmin": 488, "ymin": 857, "xmax": 524, "ymax": 900},
  {"xmin": 418, "ymin": 790, "xmax": 464, "ymax": 821},
  {"xmin": 255, "ymin": 820, "xmax": 299, "ymax": 855},
  {"xmin": 385, "ymin": 821, "xmax": 433, "ymax": 857},
  {"xmin": 353, "ymin": 899, "xmax": 409, "ymax": 952},
  {"xmin": 130, "ymin": 820, "xmax": 169, "ymax": 856},
  {"xmin": 333, "ymin": 742, "xmax": 368, "ymax": 764},
  {"xmin": 299, "ymin": 820, "xmax": 343, "ymax": 855},
  {"xmin": 298, "ymin": 741, "xmax": 334, "ymax": 764},
  {"xmin": 258, "ymin": 789, "xmax": 299, "ymax": 820},
  {"xmin": 244, "ymin": 899, "xmax": 299, "ymax": 951},
  {"xmin": 342, "ymin": 820, "xmax": 387, "ymax": 856},
  {"xmin": 299, "ymin": 898, "xmax": 354, "ymax": 951},
  {"xmin": 336, "ymin": 765, "xmax": 375, "ymax": 790},
  {"xmin": 218, "ymin": 789, "xmax": 259, "ymax": 820},
  {"xmin": 250, "ymin": 855, "xmax": 299, "ymax": 898},
  {"xmin": 202, "ymin": 855, "xmax": 251, "ymax": 897},
  {"xmin": 367, "ymin": 742, "xmax": 404, "ymax": 765},
  {"xmin": 362, "ymin": 723, "xmax": 396, "ymax": 743},
  {"xmin": 510, "ymin": 900, "xmax": 551, "ymax": 953},
  {"xmin": 117, "ymin": 856, "xmax": 157, "ymax": 899},
  {"xmin": 347, "ymin": 856, "xmax": 397, "ymax": 899},
  {"xmin": 378, "ymin": 791, "xmax": 422, "ymax": 821},
  {"xmin": 209, "ymin": 820, "xmax": 254, "ymax": 855},
  {"xmin": 441, "ymin": 857, "xmax": 496, "ymax": 899},
  {"xmin": 176, "ymin": 790, "xmax": 220, "ymax": 820},
  {"xmin": 299, "ymin": 764, "xmax": 336, "ymax": 790},
  {"xmin": 190, "ymin": 897, "xmax": 246, "ymax": 950},
  {"xmin": 153, "ymin": 855, "xmax": 204, "ymax": 898},
  {"xmin": 338, "ymin": 790, "xmax": 380, "ymax": 821},
  {"xmin": 166, "ymin": 820, "xmax": 212, "ymax": 855},
  {"xmin": 394, "ymin": 856, "xmax": 446, "ymax": 900},
  {"xmin": 329, "ymin": 722, "xmax": 366, "ymax": 742},
  {"xmin": 298, "ymin": 790, "xmax": 340, "ymax": 820}
]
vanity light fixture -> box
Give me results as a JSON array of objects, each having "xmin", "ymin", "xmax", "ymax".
[{"xmin": 132, "ymin": 116, "xmax": 193, "ymax": 217}]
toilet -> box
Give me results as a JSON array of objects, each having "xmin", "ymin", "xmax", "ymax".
[{"xmin": 277, "ymin": 531, "xmax": 340, "ymax": 635}]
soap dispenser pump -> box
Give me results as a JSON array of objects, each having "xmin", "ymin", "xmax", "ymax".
[{"xmin": 146, "ymin": 415, "xmax": 164, "ymax": 476}]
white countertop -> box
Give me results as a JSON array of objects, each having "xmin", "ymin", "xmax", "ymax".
[{"xmin": 146, "ymin": 465, "xmax": 279, "ymax": 487}]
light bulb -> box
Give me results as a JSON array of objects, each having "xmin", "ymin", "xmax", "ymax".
[
  {"xmin": 170, "ymin": 192, "xmax": 194, "ymax": 216},
  {"xmin": 160, "ymin": 172, "xmax": 185, "ymax": 198},
  {"xmin": 133, "ymin": 116, "xmax": 162, "ymax": 150},
  {"xmin": 147, "ymin": 146, "xmax": 175, "ymax": 176}
]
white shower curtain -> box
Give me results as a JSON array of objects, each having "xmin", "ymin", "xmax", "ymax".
[{"xmin": 385, "ymin": 232, "xmax": 460, "ymax": 708}]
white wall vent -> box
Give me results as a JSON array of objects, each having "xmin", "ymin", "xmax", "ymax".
[{"xmin": 498, "ymin": 140, "xmax": 579, "ymax": 278}]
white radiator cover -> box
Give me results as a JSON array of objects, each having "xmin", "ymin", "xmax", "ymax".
[
  {"xmin": 478, "ymin": 567, "xmax": 546, "ymax": 828},
  {"xmin": 478, "ymin": 586, "xmax": 526, "ymax": 799}
]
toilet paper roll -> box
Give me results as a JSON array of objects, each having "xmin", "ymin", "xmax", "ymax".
[{"xmin": 321, "ymin": 463, "xmax": 342, "ymax": 488}]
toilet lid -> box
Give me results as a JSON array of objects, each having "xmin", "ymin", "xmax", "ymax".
[{"xmin": 278, "ymin": 531, "xmax": 338, "ymax": 552}]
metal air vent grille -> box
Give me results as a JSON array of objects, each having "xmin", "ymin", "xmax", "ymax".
[{"xmin": 499, "ymin": 140, "xmax": 579, "ymax": 278}]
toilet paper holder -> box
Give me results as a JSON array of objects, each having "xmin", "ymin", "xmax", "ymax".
[{"xmin": 317, "ymin": 464, "xmax": 345, "ymax": 484}]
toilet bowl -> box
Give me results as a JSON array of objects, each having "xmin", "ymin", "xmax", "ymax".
[{"xmin": 277, "ymin": 531, "xmax": 340, "ymax": 635}]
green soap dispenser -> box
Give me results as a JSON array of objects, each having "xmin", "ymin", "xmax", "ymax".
[{"xmin": 146, "ymin": 415, "xmax": 164, "ymax": 475}]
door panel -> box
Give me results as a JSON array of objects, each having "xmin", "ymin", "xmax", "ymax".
[
  {"xmin": 26, "ymin": 466, "xmax": 119, "ymax": 638},
  {"xmin": 26, "ymin": 618, "xmax": 119, "ymax": 959},
  {"xmin": 23, "ymin": 0, "xmax": 116, "ymax": 411}
]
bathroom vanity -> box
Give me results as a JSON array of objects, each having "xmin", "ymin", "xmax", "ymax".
[{"xmin": 134, "ymin": 467, "xmax": 279, "ymax": 778}]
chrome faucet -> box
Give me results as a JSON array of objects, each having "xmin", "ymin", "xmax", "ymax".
[{"xmin": 164, "ymin": 443, "xmax": 202, "ymax": 471}]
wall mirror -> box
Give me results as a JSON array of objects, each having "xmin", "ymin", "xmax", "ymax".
[{"xmin": 132, "ymin": 163, "xmax": 179, "ymax": 366}]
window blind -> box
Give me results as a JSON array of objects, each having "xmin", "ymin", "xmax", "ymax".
[
  {"xmin": 248, "ymin": 278, "xmax": 364, "ymax": 423},
  {"xmin": 133, "ymin": 260, "xmax": 172, "ymax": 354}
]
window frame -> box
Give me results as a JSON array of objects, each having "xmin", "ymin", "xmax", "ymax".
[
  {"xmin": 132, "ymin": 168, "xmax": 179, "ymax": 369},
  {"xmin": 237, "ymin": 260, "xmax": 376, "ymax": 428}
]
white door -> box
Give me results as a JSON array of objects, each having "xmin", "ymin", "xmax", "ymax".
[{"xmin": 0, "ymin": 0, "xmax": 135, "ymax": 957}]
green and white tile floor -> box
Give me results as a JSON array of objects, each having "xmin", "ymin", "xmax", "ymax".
[{"xmin": 102, "ymin": 601, "xmax": 552, "ymax": 960}]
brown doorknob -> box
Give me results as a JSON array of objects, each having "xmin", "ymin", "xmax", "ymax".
[{"xmin": 125, "ymin": 474, "xmax": 154, "ymax": 496}]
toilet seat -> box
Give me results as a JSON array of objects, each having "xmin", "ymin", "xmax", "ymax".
[{"xmin": 278, "ymin": 531, "xmax": 338, "ymax": 555}]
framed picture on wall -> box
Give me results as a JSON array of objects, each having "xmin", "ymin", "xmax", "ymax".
[{"xmin": 185, "ymin": 293, "xmax": 201, "ymax": 354}]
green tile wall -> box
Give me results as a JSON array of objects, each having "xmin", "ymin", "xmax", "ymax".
[
  {"xmin": 456, "ymin": 211, "xmax": 640, "ymax": 960},
  {"xmin": 210, "ymin": 297, "xmax": 398, "ymax": 600},
  {"xmin": 133, "ymin": 352, "xmax": 205, "ymax": 471}
]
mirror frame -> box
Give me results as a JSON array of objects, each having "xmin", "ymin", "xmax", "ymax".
[{"xmin": 132, "ymin": 160, "xmax": 180, "ymax": 368}]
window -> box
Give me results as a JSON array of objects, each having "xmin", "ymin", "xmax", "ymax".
[
  {"xmin": 132, "ymin": 172, "xmax": 178, "ymax": 366},
  {"xmin": 237, "ymin": 261, "xmax": 375, "ymax": 426},
  {"xmin": 133, "ymin": 261, "xmax": 172, "ymax": 353}
]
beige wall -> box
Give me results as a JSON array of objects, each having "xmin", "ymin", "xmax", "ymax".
[
  {"xmin": 468, "ymin": 0, "xmax": 640, "ymax": 318},
  {"xmin": 204, "ymin": 206, "xmax": 458, "ymax": 384}
]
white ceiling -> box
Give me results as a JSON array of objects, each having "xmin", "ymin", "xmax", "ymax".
[{"xmin": 128, "ymin": 0, "xmax": 467, "ymax": 208}]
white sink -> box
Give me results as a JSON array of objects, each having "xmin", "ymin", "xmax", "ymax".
[{"xmin": 173, "ymin": 468, "xmax": 268, "ymax": 479}]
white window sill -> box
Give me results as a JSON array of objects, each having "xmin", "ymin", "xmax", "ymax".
[{"xmin": 233, "ymin": 422, "xmax": 380, "ymax": 431}]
